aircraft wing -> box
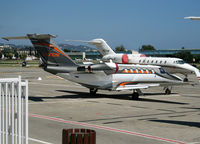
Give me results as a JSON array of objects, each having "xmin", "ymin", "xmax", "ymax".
[
  {"xmin": 184, "ymin": 16, "xmax": 200, "ymax": 20},
  {"xmin": 116, "ymin": 83, "xmax": 160, "ymax": 91}
]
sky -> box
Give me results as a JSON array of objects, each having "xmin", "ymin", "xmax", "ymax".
[{"xmin": 0, "ymin": 0, "xmax": 200, "ymax": 50}]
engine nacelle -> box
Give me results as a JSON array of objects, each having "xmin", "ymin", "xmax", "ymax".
[
  {"xmin": 102, "ymin": 54, "xmax": 130, "ymax": 64},
  {"xmin": 102, "ymin": 53, "xmax": 146, "ymax": 64},
  {"xmin": 77, "ymin": 63, "xmax": 118, "ymax": 74}
]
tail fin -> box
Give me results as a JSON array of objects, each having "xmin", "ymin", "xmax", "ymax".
[
  {"xmin": 3, "ymin": 34, "xmax": 77, "ymax": 67},
  {"xmin": 66, "ymin": 38, "xmax": 115, "ymax": 56}
]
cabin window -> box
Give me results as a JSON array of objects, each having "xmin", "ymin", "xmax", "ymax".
[
  {"xmin": 139, "ymin": 60, "xmax": 141, "ymax": 63},
  {"xmin": 143, "ymin": 60, "xmax": 145, "ymax": 63},
  {"xmin": 151, "ymin": 60, "xmax": 154, "ymax": 63},
  {"xmin": 148, "ymin": 70, "xmax": 152, "ymax": 74},
  {"xmin": 160, "ymin": 61, "xmax": 162, "ymax": 64},
  {"xmin": 147, "ymin": 60, "xmax": 149, "ymax": 63},
  {"xmin": 164, "ymin": 61, "xmax": 167, "ymax": 64},
  {"xmin": 138, "ymin": 69, "xmax": 142, "ymax": 74},
  {"xmin": 155, "ymin": 60, "xmax": 158, "ymax": 63},
  {"xmin": 122, "ymin": 69, "xmax": 128, "ymax": 73},
  {"xmin": 143, "ymin": 69, "xmax": 147, "ymax": 74},
  {"xmin": 176, "ymin": 60, "xmax": 185, "ymax": 64}
]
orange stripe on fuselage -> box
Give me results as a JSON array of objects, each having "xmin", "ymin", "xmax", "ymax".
[{"xmin": 120, "ymin": 82, "xmax": 132, "ymax": 87}]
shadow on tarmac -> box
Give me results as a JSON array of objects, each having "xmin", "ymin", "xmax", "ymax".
[
  {"xmin": 29, "ymin": 90, "xmax": 188, "ymax": 105},
  {"xmin": 149, "ymin": 119, "xmax": 200, "ymax": 128}
]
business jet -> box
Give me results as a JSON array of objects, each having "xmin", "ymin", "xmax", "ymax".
[
  {"xmin": 69, "ymin": 39, "xmax": 200, "ymax": 82},
  {"xmin": 2, "ymin": 34, "xmax": 187, "ymax": 100}
]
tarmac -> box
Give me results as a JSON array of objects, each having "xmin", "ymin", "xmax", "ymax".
[{"xmin": 0, "ymin": 67, "xmax": 200, "ymax": 144}]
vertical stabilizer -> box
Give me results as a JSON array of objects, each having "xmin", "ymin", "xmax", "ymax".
[
  {"xmin": 3, "ymin": 34, "xmax": 77, "ymax": 67},
  {"xmin": 88, "ymin": 39, "xmax": 115, "ymax": 56}
]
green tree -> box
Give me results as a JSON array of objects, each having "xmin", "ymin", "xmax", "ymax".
[
  {"xmin": 29, "ymin": 46, "xmax": 32, "ymax": 56},
  {"xmin": 140, "ymin": 45, "xmax": 156, "ymax": 51},
  {"xmin": 115, "ymin": 45, "xmax": 126, "ymax": 52},
  {"xmin": 21, "ymin": 53, "xmax": 27, "ymax": 60},
  {"xmin": 174, "ymin": 51, "xmax": 193, "ymax": 63},
  {"xmin": 8, "ymin": 52, "xmax": 13, "ymax": 59}
]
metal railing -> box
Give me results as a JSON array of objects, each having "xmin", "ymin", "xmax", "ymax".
[{"xmin": 0, "ymin": 76, "xmax": 28, "ymax": 144}]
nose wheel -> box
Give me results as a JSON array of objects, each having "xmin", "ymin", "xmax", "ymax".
[
  {"xmin": 183, "ymin": 77, "xmax": 188, "ymax": 82},
  {"xmin": 89, "ymin": 88, "xmax": 98, "ymax": 96},
  {"xmin": 184, "ymin": 75, "xmax": 188, "ymax": 82},
  {"xmin": 165, "ymin": 88, "xmax": 171, "ymax": 95}
]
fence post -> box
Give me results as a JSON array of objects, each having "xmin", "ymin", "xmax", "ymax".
[{"xmin": 0, "ymin": 76, "xmax": 28, "ymax": 144}]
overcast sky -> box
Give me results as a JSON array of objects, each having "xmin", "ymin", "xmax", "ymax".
[{"xmin": 1, "ymin": 0, "xmax": 200, "ymax": 50}]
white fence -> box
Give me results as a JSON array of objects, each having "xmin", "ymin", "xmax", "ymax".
[{"xmin": 0, "ymin": 76, "xmax": 28, "ymax": 144}]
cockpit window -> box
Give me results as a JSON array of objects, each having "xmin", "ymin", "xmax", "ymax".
[
  {"xmin": 159, "ymin": 68, "xmax": 166, "ymax": 74},
  {"xmin": 176, "ymin": 60, "xmax": 185, "ymax": 64}
]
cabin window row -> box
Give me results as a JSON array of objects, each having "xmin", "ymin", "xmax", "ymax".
[
  {"xmin": 139, "ymin": 59, "xmax": 167, "ymax": 64},
  {"xmin": 122, "ymin": 69, "xmax": 154, "ymax": 74}
]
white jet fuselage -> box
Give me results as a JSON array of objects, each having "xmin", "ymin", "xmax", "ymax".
[
  {"xmin": 58, "ymin": 64, "xmax": 183, "ymax": 90},
  {"xmin": 103, "ymin": 54, "xmax": 199, "ymax": 77}
]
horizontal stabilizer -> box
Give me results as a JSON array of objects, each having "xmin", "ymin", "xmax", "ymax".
[
  {"xmin": 65, "ymin": 39, "xmax": 102, "ymax": 44},
  {"xmin": 2, "ymin": 34, "xmax": 56, "ymax": 41},
  {"xmin": 184, "ymin": 16, "xmax": 200, "ymax": 20}
]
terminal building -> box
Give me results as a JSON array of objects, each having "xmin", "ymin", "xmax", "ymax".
[{"xmin": 139, "ymin": 49, "xmax": 200, "ymax": 56}]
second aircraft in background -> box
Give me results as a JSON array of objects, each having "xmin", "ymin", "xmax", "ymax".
[{"xmin": 67, "ymin": 39, "xmax": 200, "ymax": 82}]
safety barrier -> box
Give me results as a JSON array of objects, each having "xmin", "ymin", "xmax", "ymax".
[
  {"xmin": 62, "ymin": 128, "xmax": 96, "ymax": 144},
  {"xmin": 0, "ymin": 76, "xmax": 28, "ymax": 144}
]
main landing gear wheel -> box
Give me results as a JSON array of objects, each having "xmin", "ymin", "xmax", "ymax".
[
  {"xmin": 183, "ymin": 77, "xmax": 188, "ymax": 82},
  {"xmin": 132, "ymin": 92, "xmax": 139, "ymax": 100},
  {"xmin": 89, "ymin": 88, "xmax": 98, "ymax": 96},
  {"xmin": 165, "ymin": 88, "xmax": 171, "ymax": 95}
]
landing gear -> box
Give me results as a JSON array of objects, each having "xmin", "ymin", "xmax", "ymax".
[
  {"xmin": 132, "ymin": 89, "xmax": 142, "ymax": 100},
  {"xmin": 183, "ymin": 77, "xmax": 188, "ymax": 82},
  {"xmin": 89, "ymin": 88, "xmax": 98, "ymax": 96},
  {"xmin": 132, "ymin": 92, "xmax": 139, "ymax": 100},
  {"xmin": 184, "ymin": 75, "xmax": 188, "ymax": 82},
  {"xmin": 164, "ymin": 87, "xmax": 171, "ymax": 95}
]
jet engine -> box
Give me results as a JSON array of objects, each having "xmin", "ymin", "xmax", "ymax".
[
  {"xmin": 102, "ymin": 53, "xmax": 146, "ymax": 64},
  {"xmin": 77, "ymin": 63, "xmax": 119, "ymax": 74},
  {"xmin": 102, "ymin": 54, "xmax": 130, "ymax": 64}
]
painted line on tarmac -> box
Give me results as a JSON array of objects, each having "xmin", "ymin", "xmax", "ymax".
[
  {"xmin": 29, "ymin": 137, "xmax": 53, "ymax": 144},
  {"xmin": 29, "ymin": 100, "xmax": 81, "ymax": 105},
  {"xmin": 30, "ymin": 82, "xmax": 84, "ymax": 88},
  {"xmin": 0, "ymin": 131, "xmax": 52, "ymax": 144},
  {"xmin": 29, "ymin": 113, "xmax": 185, "ymax": 144}
]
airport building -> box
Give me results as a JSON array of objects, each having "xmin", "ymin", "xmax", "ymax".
[{"xmin": 139, "ymin": 49, "xmax": 200, "ymax": 56}]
